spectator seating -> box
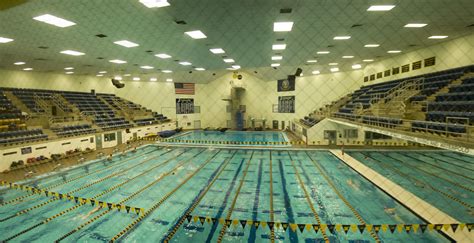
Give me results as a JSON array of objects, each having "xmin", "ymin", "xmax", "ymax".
[
  {"xmin": 0, "ymin": 128, "xmax": 47, "ymax": 145},
  {"xmin": 52, "ymin": 124, "xmax": 96, "ymax": 137}
]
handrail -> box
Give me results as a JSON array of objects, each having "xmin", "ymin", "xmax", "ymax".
[{"xmin": 370, "ymin": 78, "xmax": 424, "ymax": 105}]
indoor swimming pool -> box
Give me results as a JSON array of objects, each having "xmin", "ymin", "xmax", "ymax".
[
  {"xmin": 0, "ymin": 145, "xmax": 471, "ymax": 242},
  {"xmin": 169, "ymin": 130, "xmax": 289, "ymax": 146}
]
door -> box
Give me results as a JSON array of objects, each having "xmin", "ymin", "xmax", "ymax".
[
  {"xmin": 325, "ymin": 130, "xmax": 337, "ymax": 145},
  {"xmin": 281, "ymin": 121, "xmax": 285, "ymax": 130},
  {"xmin": 272, "ymin": 120, "xmax": 279, "ymax": 129},
  {"xmin": 116, "ymin": 131, "xmax": 122, "ymax": 145},
  {"xmin": 95, "ymin": 134, "xmax": 102, "ymax": 149},
  {"xmin": 194, "ymin": 120, "xmax": 201, "ymax": 129}
]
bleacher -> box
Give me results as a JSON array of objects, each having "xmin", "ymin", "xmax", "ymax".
[
  {"xmin": 332, "ymin": 65, "xmax": 474, "ymax": 137},
  {"xmin": 0, "ymin": 129, "xmax": 47, "ymax": 145},
  {"xmin": 51, "ymin": 124, "xmax": 96, "ymax": 137}
]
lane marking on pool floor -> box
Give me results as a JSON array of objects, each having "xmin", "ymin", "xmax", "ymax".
[
  {"xmin": 268, "ymin": 151, "xmax": 276, "ymax": 243},
  {"xmin": 216, "ymin": 151, "xmax": 255, "ymax": 243},
  {"xmin": 162, "ymin": 150, "xmax": 238, "ymax": 242},
  {"xmin": 304, "ymin": 151, "xmax": 381, "ymax": 242},
  {"xmin": 0, "ymin": 148, "xmax": 161, "ymax": 207},
  {"xmin": 1, "ymin": 149, "xmax": 194, "ymax": 242},
  {"xmin": 0, "ymin": 149, "xmax": 175, "ymax": 222},
  {"xmin": 108, "ymin": 149, "xmax": 224, "ymax": 242},
  {"xmin": 287, "ymin": 152, "xmax": 330, "ymax": 243}
]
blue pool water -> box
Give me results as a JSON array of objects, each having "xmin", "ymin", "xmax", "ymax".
[
  {"xmin": 169, "ymin": 131, "xmax": 289, "ymax": 146},
  {"xmin": 0, "ymin": 145, "xmax": 470, "ymax": 242}
]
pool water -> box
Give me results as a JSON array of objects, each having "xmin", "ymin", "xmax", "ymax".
[
  {"xmin": 0, "ymin": 145, "xmax": 468, "ymax": 242},
  {"xmin": 169, "ymin": 131, "xmax": 289, "ymax": 146}
]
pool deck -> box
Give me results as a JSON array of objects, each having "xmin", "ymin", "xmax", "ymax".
[{"xmin": 330, "ymin": 149, "xmax": 473, "ymax": 243}]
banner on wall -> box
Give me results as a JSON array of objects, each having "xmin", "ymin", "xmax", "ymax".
[
  {"xmin": 277, "ymin": 77, "xmax": 295, "ymax": 92},
  {"xmin": 176, "ymin": 98, "xmax": 194, "ymax": 114},
  {"xmin": 278, "ymin": 96, "xmax": 295, "ymax": 113}
]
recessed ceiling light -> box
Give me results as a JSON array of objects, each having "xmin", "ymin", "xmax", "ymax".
[
  {"xmin": 99, "ymin": 71, "xmax": 107, "ymax": 74},
  {"xmin": 139, "ymin": 0, "xmax": 170, "ymax": 8},
  {"xmin": 330, "ymin": 67, "xmax": 340, "ymax": 72},
  {"xmin": 114, "ymin": 40, "xmax": 139, "ymax": 48},
  {"xmin": 124, "ymin": 74, "xmax": 131, "ymax": 76},
  {"xmin": 363, "ymin": 59, "xmax": 374, "ymax": 62},
  {"xmin": 114, "ymin": 76, "xmax": 123, "ymax": 80},
  {"xmin": 133, "ymin": 77, "xmax": 140, "ymax": 81},
  {"xmin": 185, "ymin": 30, "xmax": 207, "ymax": 39},
  {"xmin": 64, "ymin": 67, "xmax": 74, "ymax": 70},
  {"xmin": 14, "ymin": 62, "xmax": 26, "ymax": 65},
  {"xmin": 162, "ymin": 70, "xmax": 172, "ymax": 73},
  {"xmin": 317, "ymin": 51, "xmax": 330, "ymax": 54},
  {"xmin": 404, "ymin": 23, "xmax": 427, "ymax": 28},
  {"xmin": 273, "ymin": 22, "xmax": 294, "ymax": 32},
  {"xmin": 210, "ymin": 48, "xmax": 225, "ymax": 54},
  {"xmin": 334, "ymin": 36, "xmax": 351, "ymax": 40},
  {"xmin": 179, "ymin": 61, "xmax": 192, "ymax": 66},
  {"xmin": 271, "ymin": 63, "xmax": 280, "ymax": 67},
  {"xmin": 0, "ymin": 37, "xmax": 14, "ymax": 43},
  {"xmin": 342, "ymin": 56, "xmax": 354, "ymax": 59},
  {"xmin": 226, "ymin": 68, "xmax": 236, "ymax": 70},
  {"xmin": 150, "ymin": 77, "xmax": 157, "ymax": 81},
  {"xmin": 33, "ymin": 14, "xmax": 76, "ymax": 28},
  {"xmin": 328, "ymin": 63, "xmax": 338, "ymax": 66},
  {"xmin": 96, "ymin": 74, "xmax": 104, "ymax": 77},
  {"xmin": 232, "ymin": 65, "xmax": 241, "ymax": 69},
  {"xmin": 428, "ymin": 35, "xmax": 448, "ymax": 39},
  {"xmin": 140, "ymin": 65, "xmax": 154, "ymax": 69},
  {"xmin": 367, "ymin": 5, "xmax": 395, "ymax": 11},
  {"xmin": 65, "ymin": 71, "xmax": 74, "ymax": 74},
  {"xmin": 166, "ymin": 78, "xmax": 173, "ymax": 82},
  {"xmin": 312, "ymin": 70, "xmax": 320, "ymax": 75},
  {"xmin": 352, "ymin": 64, "xmax": 362, "ymax": 69},
  {"xmin": 307, "ymin": 60, "xmax": 317, "ymax": 63},
  {"xmin": 195, "ymin": 67, "xmax": 205, "ymax": 71},
  {"xmin": 272, "ymin": 56, "xmax": 283, "ymax": 60},
  {"xmin": 387, "ymin": 50, "xmax": 402, "ymax": 53},
  {"xmin": 60, "ymin": 50, "xmax": 85, "ymax": 56},
  {"xmin": 23, "ymin": 68, "xmax": 33, "ymax": 71},
  {"xmin": 109, "ymin": 59, "xmax": 127, "ymax": 64},
  {"xmin": 223, "ymin": 58, "xmax": 235, "ymax": 63},
  {"xmin": 364, "ymin": 44, "xmax": 380, "ymax": 47},
  {"xmin": 155, "ymin": 53, "xmax": 172, "ymax": 59},
  {"xmin": 272, "ymin": 44, "xmax": 286, "ymax": 50}
]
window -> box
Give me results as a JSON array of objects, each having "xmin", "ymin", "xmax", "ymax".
[
  {"xmin": 343, "ymin": 129, "xmax": 358, "ymax": 138},
  {"xmin": 104, "ymin": 133, "xmax": 116, "ymax": 142},
  {"xmin": 194, "ymin": 105, "xmax": 201, "ymax": 113},
  {"xmin": 376, "ymin": 72, "xmax": 383, "ymax": 79},
  {"xmin": 424, "ymin": 56, "xmax": 436, "ymax": 67},
  {"xmin": 384, "ymin": 70, "xmax": 391, "ymax": 77},
  {"xmin": 370, "ymin": 74, "xmax": 375, "ymax": 81},
  {"xmin": 412, "ymin": 60, "xmax": 422, "ymax": 70},
  {"xmin": 392, "ymin": 67, "xmax": 400, "ymax": 75},
  {"xmin": 401, "ymin": 64, "xmax": 410, "ymax": 73},
  {"xmin": 364, "ymin": 76, "xmax": 369, "ymax": 82}
]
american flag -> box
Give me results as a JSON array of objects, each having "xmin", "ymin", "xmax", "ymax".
[{"xmin": 174, "ymin": 83, "xmax": 195, "ymax": 95}]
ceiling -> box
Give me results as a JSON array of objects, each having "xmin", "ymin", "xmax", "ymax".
[{"xmin": 0, "ymin": 0, "xmax": 473, "ymax": 83}]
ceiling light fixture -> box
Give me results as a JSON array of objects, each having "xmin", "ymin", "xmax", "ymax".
[
  {"xmin": 166, "ymin": 78, "xmax": 173, "ymax": 82},
  {"xmin": 428, "ymin": 35, "xmax": 448, "ymax": 39},
  {"xmin": 334, "ymin": 36, "xmax": 351, "ymax": 40},
  {"xmin": 0, "ymin": 37, "xmax": 14, "ymax": 43},
  {"xmin": 307, "ymin": 60, "xmax": 317, "ymax": 63},
  {"xmin": 363, "ymin": 59, "xmax": 374, "ymax": 62},
  {"xmin": 155, "ymin": 53, "xmax": 171, "ymax": 59},
  {"xmin": 352, "ymin": 64, "xmax": 362, "ymax": 69},
  {"xmin": 99, "ymin": 71, "xmax": 107, "ymax": 74},
  {"xmin": 364, "ymin": 44, "xmax": 380, "ymax": 47},
  {"xmin": 342, "ymin": 56, "xmax": 354, "ymax": 58},
  {"xmin": 210, "ymin": 48, "xmax": 225, "ymax": 54},
  {"xmin": 96, "ymin": 74, "xmax": 103, "ymax": 77},
  {"xmin": 223, "ymin": 58, "xmax": 235, "ymax": 63},
  {"xmin": 23, "ymin": 68, "xmax": 33, "ymax": 71},
  {"xmin": 328, "ymin": 63, "xmax": 338, "ymax": 66},
  {"xmin": 124, "ymin": 74, "xmax": 131, "ymax": 76},
  {"xmin": 179, "ymin": 61, "xmax": 192, "ymax": 66},
  {"xmin": 109, "ymin": 59, "xmax": 127, "ymax": 64},
  {"xmin": 273, "ymin": 22, "xmax": 294, "ymax": 32},
  {"xmin": 404, "ymin": 23, "xmax": 427, "ymax": 28},
  {"xmin": 114, "ymin": 40, "xmax": 139, "ymax": 48},
  {"xmin": 195, "ymin": 67, "xmax": 206, "ymax": 71},
  {"xmin": 367, "ymin": 5, "xmax": 395, "ymax": 11},
  {"xmin": 33, "ymin": 14, "xmax": 76, "ymax": 28},
  {"xmin": 64, "ymin": 67, "xmax": 74, "ymax": 70},
  {"xmin": 185, "ymin": 30, "xmax": 207, "ymax": 39},
  {"xmin": 140, "ymin": 65, "xmax": 154, "ymax": 69},
  {"xmin": 272, "ymin": 56, "xmax": 283, "ymax": 60},
  {"xmin": 162, "ymin": 70, "xmax": 172, "ymax": 73},
  {"xmin": 133, "ymin": 77, "xmax": 140, "ymax": 81},
  {"xmin": 317, "ymin": 51, "xmax": 330, "ymax": 54},
  {"xmin": 65, "ymin": 72, "xmax": 74, "ymax": 74},
  {"xmin": 271, "ymin": 63, "xmax": 280, "ymax": 67},
  {"xmin": 387, "ymin": 50, "xmax": 402, "ymax": 53},
  {"xmin": 60, "ymin": 50, "xmax": 85, "ymax": 56},
  {"xmin": 272, "ymin": 44, "xmax": 286, "ymax": 50},
  {"xmin": 232, "ymin": 65, "xmax": 241, "ymax": 69},
  {"xmin": 330, "ymin": 67, "xmax": 340, "ymax": 72},
  {"xmin": 14, "ymin": 62, "xmax": 26, "ymax": 65},
  {"xmin": 114, "ymin": 76, "xmax": 123, "ymax": 81},
  {"xmin": 150, "ymin": 77, "xmax": 157, "ymax": 81},
  {"xmin": 312, "ymin": 70, "xmax": 320, "ymax": 75},
  {"xmin": 139, "ymin": 0, "xmax": 170, "ymax": 8}
]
